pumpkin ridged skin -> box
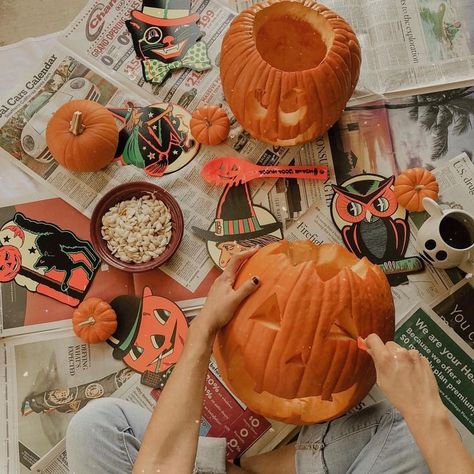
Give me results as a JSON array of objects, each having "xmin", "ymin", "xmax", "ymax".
[
  {"xmin": 46, "ymin": 100, "xmax": 119, "ymax": 172},
  {"xmin": 72, "ymin": 297, "xmax": 117, "ymax": 344},
  {"xmin": 190, "ymin": 106, "xmax": 230, "ymax": 145},
  {"xmin": 220, "ymin": 0, "xmax": 361, "ymax": 146},
  {"xmin": 214, "ymin": 240, "xmax": 394, "ymax": 425},
  {"xmin": 394, "ymin": 168, "xmax": 439, "ymax": 212}
]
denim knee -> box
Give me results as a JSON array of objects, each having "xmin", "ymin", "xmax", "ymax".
[{"xmin": 66, "ymin": 398, "xmax": 126, "ymax": 459}]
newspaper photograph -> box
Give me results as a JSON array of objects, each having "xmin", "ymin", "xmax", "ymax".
[
  {"xmin": 0, "ymin": 329, "xmax": 131, "ymax": 473},
  {"xmin": 329, "ymin": 85, "xmax": 474, "ymax": 184}
]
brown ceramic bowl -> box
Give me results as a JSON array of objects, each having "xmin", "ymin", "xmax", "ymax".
[{"xmin": 90, "ymin": 182, "xmax": 184, "ymax": 272}]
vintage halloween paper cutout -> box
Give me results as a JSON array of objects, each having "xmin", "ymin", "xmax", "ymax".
[
  {"xmin": 0, "ymin": 213, "xmax": 100, "ymax": 306},
  {"xmin": 201, "ymin": 157, "xmax": 328, "ymax": 186},
  {"xmin": 192, "ymin": 183, "xmax": 283, "ymax": 270},
  {"xmin": 108, "ymin": 287, "xmax": 188, "ymax": 388},
  {"xmin": 126, "ymin": 0, "xmax": 211, "ymax": 84},
  {"xmin": 330, "ymin": 174, "xmax": 423, "ymax": 286},
  {"xmin": 21, "ymin": 368, "xmax": 134, "ymax": 416},
  {"xmin": 108, "ymin": 101, "xmax": 199, "ymax": 176}
]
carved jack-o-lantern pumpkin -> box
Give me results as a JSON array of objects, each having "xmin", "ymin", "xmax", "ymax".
[
  {"xmin": 0, "ymin": 246, "xmax": 22, "ymax": 282},
  {"xmin": 214, "ymin": 240, "xmax": 394, "ymax": 425},
  {"xmin": 220, "ymin": 0, "xmax": 361, "ymax": 146}
]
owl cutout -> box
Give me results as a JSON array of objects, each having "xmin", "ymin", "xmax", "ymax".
[{"xmin": 331, "ymin": 174, "xmax": 412, "ymax": 286}]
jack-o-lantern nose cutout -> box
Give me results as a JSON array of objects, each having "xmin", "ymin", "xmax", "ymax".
[
  {"xmin": 214, "ymin": 240, "xmax": 394, "ymax": 425},
  {"xmin": 249, "ymin": 293, "xmax": 281, "ymax": 331}
]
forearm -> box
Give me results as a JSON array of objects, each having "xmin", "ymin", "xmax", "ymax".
[
  {"xmin": 404, "ymin": 404, "xmax": 474, "ymax": 474},
  {"xmin": 133, "ymin": 317, "xmax": 215, "ymax": 474}
]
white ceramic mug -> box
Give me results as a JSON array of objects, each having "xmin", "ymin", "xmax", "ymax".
[{"xmin": 415, "ymin": 198, "xmax": 474, "ymax": 274}]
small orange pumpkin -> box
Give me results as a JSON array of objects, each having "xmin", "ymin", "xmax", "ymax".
[
  {"xmin": 220, "ymin": 0, "xmax": 361, "ymax": 146},
  {"xmin": 46, "ymin": 99, "xmax": 119, "ymax": 172},
  {"xmin": 72, "ymin": 297, "xmax": 117, "ymax": 344},
  {"xmin": 394, "ymin": 168, "xmax": 439, "ymax": 212},
  {"xmin": 190, "ymin": 106, "xmax": 230, "ymax": 145},
  {"xmin": 214, "ymin": 240, "xmax": 394, "ymax": 425}
]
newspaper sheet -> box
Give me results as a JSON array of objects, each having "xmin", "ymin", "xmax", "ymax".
[
  {"xmin": 0, "ymin": 329, "xmax": 129, "ymax": 473},
  {"xmin": 228, "ymin": 0, "xmax": 474, "ymax": 96},
  {"xmin": 395, "ymin": 304, "xmax": 474, "ymax": 455}
]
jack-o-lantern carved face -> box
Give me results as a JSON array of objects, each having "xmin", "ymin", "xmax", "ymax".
[
  {"xmin": 122, "ymin": 289, "xmax": 188, "ymax": 374},
  {"xmin": 214, "ymin": 240, "xmax": 394, "ymax": 425},
  {"xmin": 204, "ymin": 159, "xmax": 241, "ymax": 184},
  {"xmin": 0, "ymin": 245, "xmax": 22, "ymax": 282},
  {"xmin": 220, "ymin": 1, "xmax": 361, "ymax": 146}
]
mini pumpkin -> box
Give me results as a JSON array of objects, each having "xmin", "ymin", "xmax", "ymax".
[
  {"xmin": 214, "ymin": 240, "xmax": 394, "ymax": 425},
  {"xmin": 72, "ymin": 297, "xmax": 117, "ymax": 344},
  {"xmin": 190, "ymin": 106, "xmax": 230, "ymax": 145},
  {"xmin": 220, "ymin": 0, "xmax": 361, "ymax": 146},
  {"xmin": 46, "ymin": 99, "xmax": 119, "ymax": 172},
  {"xmin": 394, "ymin": 168, "xmax": 439, "ymax": 212}
]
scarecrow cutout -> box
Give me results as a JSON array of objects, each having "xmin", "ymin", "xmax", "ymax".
[
  {"xmin": 108, "ymin": 287, "xmax": 188, "ymax": 388},
  {"xmin": 192, "ymin": 183, "xmax": 283, "ymax": 270},
  {"xmin": 126, "ymin": 0, "xmax": 211, "ymax": 84},
  {"xmin": 108, "ymin": 101, "xmax": 199, "ymax": 176},
  {"xmin": 330, "ymin": 174, "xmax": 423, "ymax": 286},
  {"xmin": 0, "ymin": 213, "xmax": 100, "ymax": 306}
]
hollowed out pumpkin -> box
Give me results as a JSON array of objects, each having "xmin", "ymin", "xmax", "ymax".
[
  {"xmin": 214, "ymin": 240, "xmax": 394, "ymax": 425},
  {"xmin": 220, "ymin": 0, "xmax": 361, "ymax": 146}
]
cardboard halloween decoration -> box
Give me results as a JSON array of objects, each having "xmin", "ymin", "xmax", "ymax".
[
  {"xmin": 0, "ymin": 213, "xmax": 100, "ymax": 306},
  {"xmin": 330, "ymin": 174, "xmax": 422, "ymax": 286},
  {"xmin": 126, "ymin": 0, "xmax": 211, "ymax": 84},
  {"xmin": 108, "ymin": 287, "xmax": 188, "ymax": 388},
  {"xmin": 192, "ymin": 183, "xmax": 283, "ymax": 270},
  {"xmin": 21, "ymin": 368, "xmax": 134, "ymax": 416},
  {"xmin": 108, "ymin": 101, "xmax": 199, "ymax": 176},
  {"xmin": 201, "ymin": 157, "xmax": 328, "ymax": 186}
]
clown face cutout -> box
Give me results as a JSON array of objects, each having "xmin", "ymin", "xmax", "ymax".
[
  {"xmin": 128, "ymin": 11, "xmax": 203, "ymax": 63},
  {"xmin": 109, "ymin": 287, "xmax": 188, "ymax": 377}
]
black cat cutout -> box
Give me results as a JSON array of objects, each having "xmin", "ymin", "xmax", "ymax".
[{"xmin": 0, "ymin": 212, "xmax": 100, "ymax": 306}]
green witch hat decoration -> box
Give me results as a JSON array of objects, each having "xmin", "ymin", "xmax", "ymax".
[{"xmin": 192, "ymin": 183, "xmax": 282, "ymax": 243}]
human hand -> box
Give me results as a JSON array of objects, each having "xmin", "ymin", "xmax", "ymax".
[
  {"xmin": 364, "ymin": 334, "xmax": 445, "ymax": 422},
  {"xmin": 198, "ymin": 247, "xmax": 260, "ymax": 334}
]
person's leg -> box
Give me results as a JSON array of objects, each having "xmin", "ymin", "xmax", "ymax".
[
  {"xmin": 295, "ymin": 401, "xmax": 429, "ymax": 474},
  {"xmin": 66, "ymin": 397, "xmax": 228, "ymax": 474},
  {"xmin": 66, "ymin": 397, "xmax": 150, "ymax": 474}
]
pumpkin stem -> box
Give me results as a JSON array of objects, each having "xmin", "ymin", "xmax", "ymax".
[
  {"xmin": 414, "ymin": 184, "xmax": 425, "ymax": 191},
  {"xmin": 69, "ymin": 111, "xmax": 85, "ymax": 136},
  {"xmin": 78, "ymin": 316, "xmax": 96, "ymax": 327}
]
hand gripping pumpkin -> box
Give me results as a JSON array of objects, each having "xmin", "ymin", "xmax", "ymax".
[
  {"xmin": 46, "ymin": 99, "xmax": 119, "ymax": 172},
  {"xmin": 214, "ymin": 240, "xmax": 394, "ymax": 425},
  {"xmin": 220, "ymin": 0, "xmax": 361, "ymax": 146}
]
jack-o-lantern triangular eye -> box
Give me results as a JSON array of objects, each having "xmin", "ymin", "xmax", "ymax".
[
  {"xmin": 285, "ymin": 350, "xmax": 309, "ymax": 367},
  {"xmin": 249, "ymin": 293, "xmax": 281, "ymax": 331},
  {"xmin": 328, "ymin": 310, "xmax": 359, "ymax": 341}
]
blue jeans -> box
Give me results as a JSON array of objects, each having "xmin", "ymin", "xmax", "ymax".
[{"xmin": 66, "ymin": 398, "xmax": 429, "ymax": 474}]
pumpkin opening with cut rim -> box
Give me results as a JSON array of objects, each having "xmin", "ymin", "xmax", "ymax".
[
  {"xmin": 254, "ymin": 2, "xmax": 332, "ymax": 72},
  {"xmin": 214, "ymin": 240, "xmax": 394, "ymax": 425}
]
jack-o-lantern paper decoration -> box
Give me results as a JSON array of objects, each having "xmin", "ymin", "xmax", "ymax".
[
  {"xmin": 214, "ymin": 240, "xmax": 394, "ymax": 425},
  {"xmin": 220, "ymin": 0, "xmax": 361, "ymax": 146}
]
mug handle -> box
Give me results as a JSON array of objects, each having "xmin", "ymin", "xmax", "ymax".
[
  {"xmin": 458, "ymin": 258, "xmax": 474, "ymax": 278},
  {"xmin": 422, "ymin": 197, "xmax": 443, "ymax": 217}
]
